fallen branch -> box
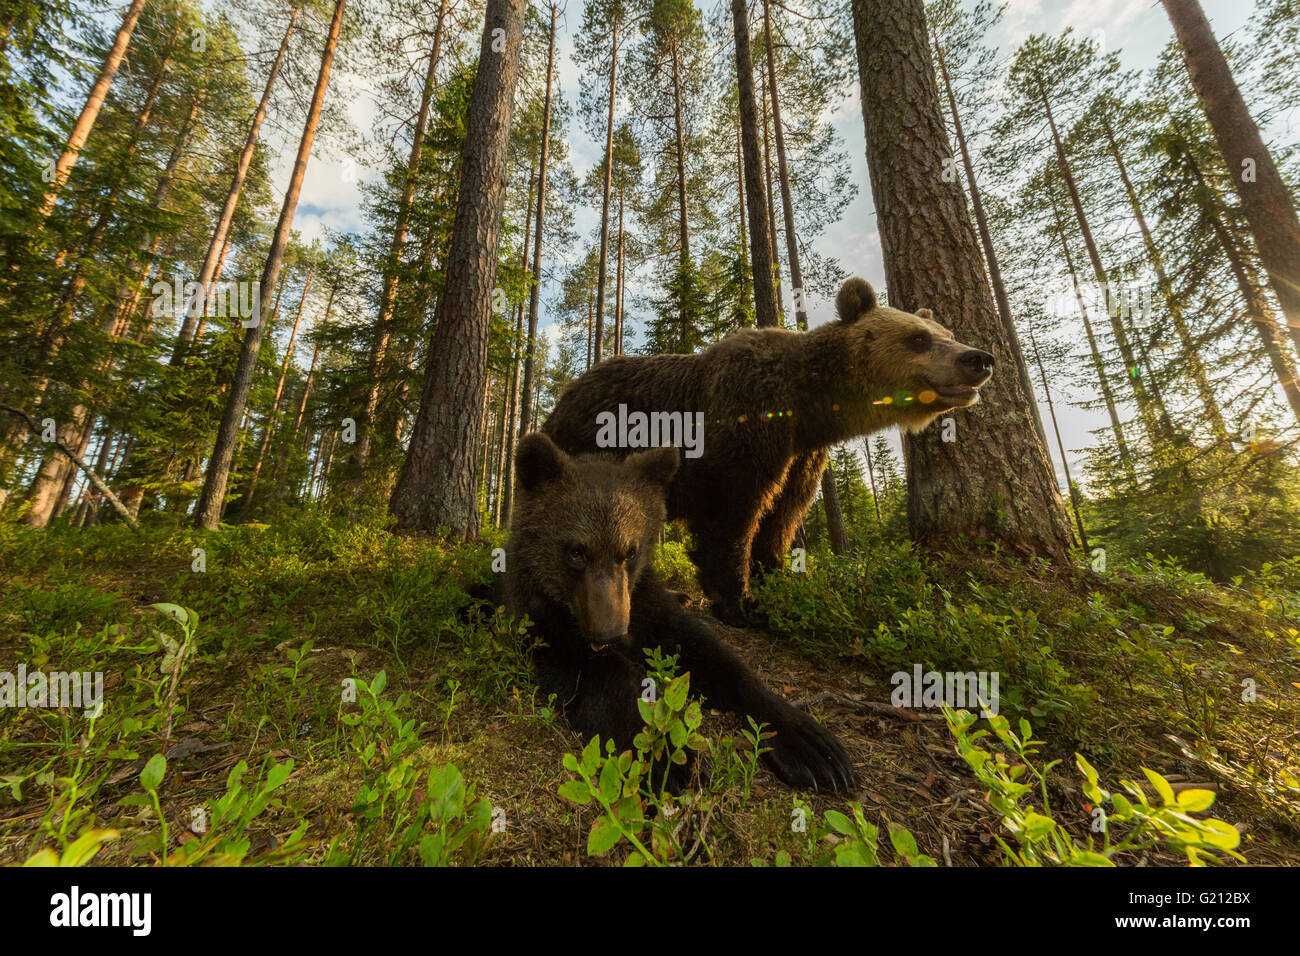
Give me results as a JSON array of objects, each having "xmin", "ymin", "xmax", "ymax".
[{"xmin": 0, "ymin": 403, "xmax": 137, "ymax": 528}]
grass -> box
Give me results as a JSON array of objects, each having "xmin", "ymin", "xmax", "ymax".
[{"xmin": 0, "ymin": 513, "xmax": 1296, "ymax": 866}]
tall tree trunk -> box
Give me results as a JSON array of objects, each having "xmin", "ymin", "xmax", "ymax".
[
  {"xmin": 1046, "ymin": 172, "xmax": 1138, "ymax": 484},
  {"xmin": 762, "ymin": 0, "xmax": 803, "ymax": 330},
  {"xmin": 194, "ymin": 0, "xmax": 347, "ymax": 530},
  {"xmin": 174, "ymin": 5, "xmax": 299, "ymax": 364},
  {"xmin": 1162, "ymin": 0, "xmax": 1300, "ymax": 354},
  {"xmin": 51, "ymin": 18, "xmax": 179, "ymax": 273},
  {"xmin": 760, "ymin": 74, "xmax": 785, "ymax": 321},
  {"xmin": 935, "ymin": 41, "xmax": 1047, "ymax": 447},
  {"xmin": 761, "ymin": 0, "xmax": 846, "ymax": 551},
  {"xmin": 389, "ymin": 0, "xmax": 526, "ymax": 536},
  {"xmin": 1026, "ymin": 327, "xmax": 1088, "ymax": 550},
  {"xmin": 23, "ymin": 92, "xmax": 205, "ymax": 527},
  {"xmin": 669, "ymin": 35, "xmax": 693, "ymax": 345},
  {"xmin": 593, "ymin": 13, "xmax": 619, "ymax": 363},
  {"xmin": 731, "ymin": 0, "xmax": 777, "ymax": 328},
  {"xmin": 735, "ymin": 107, "xmax": 751, "ymax": 319},
  {"xmin": 1186, "ymin": 149, "xmax": 1300, "ymax": 423},
  {"xmin": 352, "ymin": 0, "xmax": 448, "ymax": 463},
  {"xmin": 862, "ymin": 438, "xmax": 882, "ymax": 524},
  {"xmin": 516, "ymin": 4, "xmax": 556, "ymax": 440},
  {"xmin": 615, "ymin": 184, "xmax": 626, "ymax": 355},
  {"xmin": 35, "ymin": 0, "xmax": 148, "ymax": 220},
  {"xmin": 246, "ymin": 268, "xmax": 317, "ymax": 509},
  {"xmin": 1100, "ymin": 112, "xmax": 1227, "ymax": 440},
  {"xmin": 500, "ymin": 165, "xmax": 535, "ymax": 527},
  {"xmin": 850, "ymin": 0, "xmax": 1072, "ymax": 559},
  {"xmin": 1041, "ymin": 82, "xmax": 1164, "ymax": 447},
  {"xmin": 292, "ymin": 340, "xmax": 322, "ymax": 441}
]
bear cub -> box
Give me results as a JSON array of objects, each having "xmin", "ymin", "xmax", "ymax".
[{"xmin": 506, "ymin": 432, "xmax": 855, "ymax": 792}]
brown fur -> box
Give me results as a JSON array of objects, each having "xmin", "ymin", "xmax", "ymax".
[
  {"xmin": 543, "ymin": 277, "xmax": 994, "ymax": 623},
  {"xmin": 505, "ymin": 434, "xmax": 856, "ymax": 791}
]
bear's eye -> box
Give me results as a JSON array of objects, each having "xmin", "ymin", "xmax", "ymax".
[
  {"xmin": 564, "ymin": 545, "xmax": 586, "ymax": 570},
  {"xmin": 623, "ymin": 544, "xmax": 638, "ymax": 563},
  {"xmin": 906, "ymin": 332, "xmax": 931, "ymax": 352}
]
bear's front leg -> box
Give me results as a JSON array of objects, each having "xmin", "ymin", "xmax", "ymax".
[
  {"xmin": 534, "ymin": 647, "xmax": 645, "ymax": 752},
  {"xmin": 535, "ymin": 646, "xmax": 695, "ymax": 793},
  {"xmin": 634, "ymin": 574, "xmax": 857, "ymax": 793},
  {"xmin": 683, "ymin": 476, "xmax": 769, "ymax": 627},
  {"xmin": 750, "ymin": 448, "xmax": 828, "ymax": 577}
]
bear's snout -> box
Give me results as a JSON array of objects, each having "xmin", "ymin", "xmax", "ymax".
[
  {"xmin": 576, "ymin": 566, "xmax": 630, "ymax": 648},
  {"xmin": 957, "ymin": 348, "xmax": 995, "ymax": 383}
]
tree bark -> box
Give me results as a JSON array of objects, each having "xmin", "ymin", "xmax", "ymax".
[
  {"xmin": 1026, "ymin": 327, "xmax": 1088, "ymax": 550},
  {"xmin": 193, "ymin": 0, "xmax": 346, "ymax": 530},
  {"xmin": 615, "ymin": 184, "xmax": 626, "ymax": 355},
  {"xmin": 1162, "ymin": 0, "xmax": 1300, "ymax": 354},
  {"xmin": 593, "ymin": 10, "xmax": 619, "ymax": 364},
  {"xmin": 246, "ymin": 268, "xmax": 320, "ymax": 509},
  {"xmin": 762, "ymin": 0, "xmax": 803, "ymax": 330},
  {"xmin": 1186, "ymin": 149, "xmax": 1300, "ymax": 423},
  {"xmin": 172, "ymin": 6, "xmax": 299, "ymax": 363},
  {"xmin": 389, "ymin": 0, "xmax": 526, "ymax": 536},
  {"xmin": 731, "ymin": 0, "xmax": 777, "ymax": 328},
  {"xmin": 516, "ymin": 6, "xmax": 556, "ymax": 440},
  {"xmin": 500, "ymin": 165, "xmax": 535, "ymax": 527},
  {"xmin": 760, "ymin": 73, "xmax": 785, "ymax": 321},
  {"xmin": 36, "ymin": 0, "xmax": 148, "ymax": 220},
  {"xmin": 850, "ymin": 0, "xmax": 1071, "ymax": 559}
]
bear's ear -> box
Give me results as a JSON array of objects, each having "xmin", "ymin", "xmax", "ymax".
[
  {"xmin": 516, "ymin": 433, "xmax": 571, "ymax": 493},
  {"xmin": 836, "ymin": 277, "xmax": 878, "ymax": 323},
  {"xmin": 915, "ymin": 308, "xmax": 934, "ymax": 320},
  {"xmin": 626, "ymin": 445, "xmax": 680, "ymax": 490}
]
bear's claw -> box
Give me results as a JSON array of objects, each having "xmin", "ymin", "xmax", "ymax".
[{"xmin": 760, "ymin": 707, "xmax": 856, "ymax": 793}]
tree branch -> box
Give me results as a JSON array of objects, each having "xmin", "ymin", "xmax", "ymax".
[{"xmin": 0, "ymin": 405, "xmax": 138, "ymax": 528}]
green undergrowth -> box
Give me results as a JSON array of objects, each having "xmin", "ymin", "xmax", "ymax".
[{"xmin": 0, "ymin": 514, "xmax": 1296, "ymax": 865}]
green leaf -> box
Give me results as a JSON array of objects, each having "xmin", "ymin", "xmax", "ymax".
[
  {"xmin": 1069, "ymin": 850, "xmax": 1115, "ymax": 867},
  {"xmin": 62, "ymin": 829, "xmax": 119, "ymax": 867},
  {"xmin": 587, "ymin": 817, "xmax": 622, "ymax": 856},
  {"xmin": 151, "ymin": 603, "xmax": 190, "ymax": 628},
  {"xmin": 557, "ymin": 781, "xmax": 592, "ymax": 805},
  {"xmin": 1175, "ymin": 789, "xmax": 1216, "ymax": 812},
  {"xmin": 598, "ymin": 758, "xmax": 621, "ymax": 804},
  {"xmin": 140, "ymin": 754, "xmax": 166, "ymax": 792},
  {"xmin": 824, "ymin": 810, "xmax": 855, "ymax": 836},
  {"xmin": 664, "ymin": 674, "xmax": 689, "ymax": 712},
  {"xmin": 1142, "ymin": 768, "xmax": 1176, "ymax": 806},
  {"xmin": 1198, "ymin": 820, "xmax": 1241, "ymax": 851},
  {"xmin": 1020, "ymin": 813, "xmax": 1056, "ymax": 842},
  {"xmin": 888, "ymin": 826, "xmax": 918, "ymax": 857}
]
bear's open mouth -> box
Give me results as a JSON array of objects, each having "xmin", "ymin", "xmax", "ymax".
[{"xmin": 933, "ymin": 384, "xmax": 978, "ymax": 398}]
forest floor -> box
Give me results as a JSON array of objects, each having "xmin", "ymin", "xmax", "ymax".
[{"xmin": 1, "ymin": 513, "xmax": 1297, "ymax": 866}]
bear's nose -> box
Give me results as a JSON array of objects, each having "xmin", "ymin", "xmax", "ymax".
[{"xmin": 958, "ymin": 349, "xmax": 995, "ymax": 377}]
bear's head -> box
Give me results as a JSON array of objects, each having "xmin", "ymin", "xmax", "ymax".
[
  {"xmin": 510, "ymin": 432, "xmax": 680, "ymax": 650},
  {"xmin": 834, "ymin": 277, "xmax": 995, "ymax": 433}
]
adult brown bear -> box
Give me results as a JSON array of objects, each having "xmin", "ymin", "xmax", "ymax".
[{"xmin": 543, "ymin": 277, "xmax": 994, "ymax": 624}]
